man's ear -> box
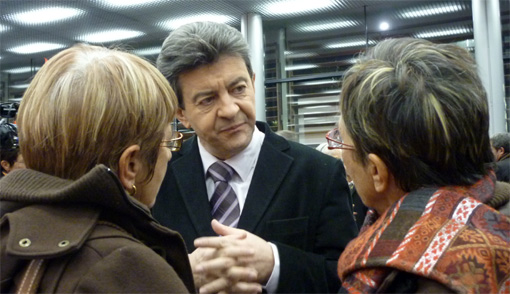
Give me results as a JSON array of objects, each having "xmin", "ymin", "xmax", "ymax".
[
  {"xmin": 252, "ymin": 73, "xmax": 256, "ymax": 94},
  {"xmin": 118, "ymin": 145, "xmax": 141, "ymax": 192},
  {"xmin": 496, "ymin": 147, "xmax": 505, "ymax": 160},
  {"xmin": 176, "ymin": 107, "xmax": 191, "ymax": 129},
  {"xmin": 367, "ymin": 153, "xmax": 390, "ymax": 193},
  {"xmin": 1, "ymin": 160, "xmax": 12, "ymax": 172}
]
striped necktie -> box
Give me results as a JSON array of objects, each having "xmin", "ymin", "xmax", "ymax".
[{"xmin": 208, "ymin": 161, "xmax": 240, "ymax": 227}]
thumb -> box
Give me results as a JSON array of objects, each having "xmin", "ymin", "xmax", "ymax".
[{"xmin": 211, "ymin": 219, "xmax": 246, "ymax": 237}]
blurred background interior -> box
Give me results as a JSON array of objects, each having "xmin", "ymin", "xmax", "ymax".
[{"xmin": 1, "ymin": 0, "xmax": 509, "ymax": 147}]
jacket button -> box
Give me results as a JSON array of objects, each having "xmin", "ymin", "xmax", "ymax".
[
  {"xmin": 58, "ymin": 240, "xmax": 70, "ymax": 247},
  {"xmin": 19, "ymin": 238, "xmax": 31, "ymax": 247}
]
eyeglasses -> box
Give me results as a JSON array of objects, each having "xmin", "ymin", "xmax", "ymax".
[
  {"xmin": 325, "ymin": 128, "xmax": 355, "ymax": 151},
  {"xmin": 161, "ymin": 132, "xmax": 183, "ymax": 152}
]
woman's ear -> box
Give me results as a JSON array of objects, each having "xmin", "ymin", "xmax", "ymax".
[
  {"xmin": 1, "ymin": 160, "xmax": 12, "ymax": 172},
  {"xmin": 118, "ymin": 145, "xmax": 141, "ymax": 192},
  {"xmin": 367, "ymin": 153, "xmax": 390, "ymax": 193}
]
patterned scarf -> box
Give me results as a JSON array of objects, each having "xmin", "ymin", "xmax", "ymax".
[{"xmin": 338, "ymin": 174, "xmax": 510, "ymax": 293}]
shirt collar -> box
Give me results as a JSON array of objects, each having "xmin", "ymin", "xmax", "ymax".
[{"xmin": 198, "ymin": 126, "xmax": 265, "ymax": 181}]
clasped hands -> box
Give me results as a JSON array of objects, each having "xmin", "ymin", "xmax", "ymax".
[{"xmin": 189, "ymin": 220, "xmax": 274, "ymax": 293}]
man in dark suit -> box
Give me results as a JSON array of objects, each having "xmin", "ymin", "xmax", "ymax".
[
  {"xmin": 491, "ymin": 132, "xmax": 510, "ymax": 182},
  {"xmin": 153, "ymin": 21, "xmax": 358, "ymax": 293}
]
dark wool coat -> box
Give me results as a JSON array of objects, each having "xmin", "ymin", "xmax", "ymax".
[{"xmin": 0, "ymin": 165, "xmax": 195, "ymax": 293}]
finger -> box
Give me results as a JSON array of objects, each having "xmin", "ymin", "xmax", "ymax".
[
  {"xmin": 211, "ymin": 219, "xmax": 247, "ymax": 237},
  {"xmin": 226, "ymin": 266, "xmax": 258, "ymax": 282},
  {"xmin": 199, "ymin": 277, "xmax": 232, "ymax": 294},
  {"xmin": 195, "ymin": 257, "xmax": 236, "ymax": 274},
  {"xmin": 230, "ymin": 281, "xmax": 263, "ymax": 293},
  {"xmin": 219, "ymin": 245, "xmax": 255, "ymax": 258},
  {"xmin": 194, "ymin": 235, "xmax": 244, "ymax": 249}
]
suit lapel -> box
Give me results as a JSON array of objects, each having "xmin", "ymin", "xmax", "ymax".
[
  {"xmin": 238, "ymin": 123, "xmax": 293, "ymax": 232},
  {"xmin": 172, "ymin": 137, "xmax": 215, "ymax": 236}
]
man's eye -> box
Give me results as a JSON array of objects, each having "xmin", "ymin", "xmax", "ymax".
[
  {"xmin": 232, "ymin": 85, "xmax": 246, "ymax": 94},
  {"xmin": 198, "ymin": 97, "xmax": 214, "ymax": 106}
]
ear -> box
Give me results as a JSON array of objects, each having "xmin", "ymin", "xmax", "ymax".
[
  {"xmin": 117, "ymin": 145, "xmax": 142, "ymax": 192},
  {"xmin": 367, "ymin": 153, "xmax": 390, "ymax": 193},
  {"xmin": 251, "ymin": 73, "xmax": 256, "ymax": 94},
  {"xmin": 1, "ymin": 160, "xmax": 12, "ymax": 172},
  {"xmin": 496, "ymin": 147, "xmax": 505, "ymax": 159},
  {"xmin": 176, "ymin": 107, "xmax": 191, "ymax": 129}
]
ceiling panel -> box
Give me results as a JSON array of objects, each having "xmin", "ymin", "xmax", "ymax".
[{"xmin": 1, "ymin": 0, "xmax": 505, "ymax": 98}]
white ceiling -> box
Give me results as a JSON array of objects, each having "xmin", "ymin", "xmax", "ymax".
[{"xmin": 0, "ymin": 0, "xmax": 507, "ymax": 96}]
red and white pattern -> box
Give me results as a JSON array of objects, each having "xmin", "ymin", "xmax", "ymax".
[
  {"xmin": 387, "ymin": 191, "xmax": 441, "ymax": 265},
  {"xmin": 361, "ymin": 197, "xmax": 404, "ymax": 266},
  {"xmin": 354, "ymin": 272, "xmax": 376, "ymax": 288},
  {"xmin": 413, "ymin": 197, "xmax": 481, "ymax": 275}
]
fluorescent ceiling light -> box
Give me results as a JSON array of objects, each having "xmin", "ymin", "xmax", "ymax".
[
  {"xmin": 379, "ymin": 22, "xmax": 390, "ymax": 31},
  {"xmin": 261, "ymin": 0, "xmax": 335, "ymax": 16},
  {"xmin": 0, "ymin": 24, "xmax": 9, "ymax": 33},
  {"xmin": 299, "ymin": 20, "xmax": 357, "ymax": 32},
  {"xmin": 400, "ymin": 4, "xmax": 463, "ymax": 19},
  {"xmin": 326, "ymin": 40, "xmax": 375, "ymax": 49},
  {"xmin": 286, "ymin": 94, "xmax": 303, "ymax": 97},
  {"xmin": 284, "ymin": 51, "xmax": 319, "ymax": 59},
  {"xmin": 415, "ymin": 28, "xmax": 471, "ymax": 39},
  {"xmin": 8, "ymin": 42, "xmax": 66, "ymax": 54},
  {"xmin": 162, "ymin": 14, "xmax": 234, "ymax": 30},
  {"xmin": 321, "ymin": 89, "xmax": 341, "ymax": 94},
  {"xmin": 297, "ymin": 79, "xmax": 339, "ymax": 86},
  {"xmin": 285, "ymin": 64, "xmax": 318, "ymax": 71},
  {"xmin": 102, "ymin": 0, "xmax": 163, "ymax": 8},
  {"xmin": 132, "ymin": 46, "xmax": 161, "ymax": 56},
  {"xmin": 9, "ymin": 84, "xmax": 30, "ymax": 89},
  {"xmin": 79, "ymin": 29, "xmax": 144, "ymax": 43},
  {"xmin": 3, "ymin": 67, "xmax": 40, "ymax": 74},
  {"xmin": 8, "ymin": 7, "xmax": 84, "ymax": 25}
]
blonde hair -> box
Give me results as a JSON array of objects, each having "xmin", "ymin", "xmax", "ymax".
[
  {"xmin": 340, "ymin": 38, "xmax": 493, "ymax": 191},
  {"xmin": 18, "ymin": 44, "xmax": 177, "ymax": 180}
]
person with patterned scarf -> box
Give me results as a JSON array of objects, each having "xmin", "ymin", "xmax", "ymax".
[{"xmin": 332, "ymin": 38, "xmax": 510, "ymax": 293}]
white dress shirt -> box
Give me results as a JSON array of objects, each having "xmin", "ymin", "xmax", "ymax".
[{"xmin": 197, "ymin": 127, "xmax": 280, "ymax": 293}]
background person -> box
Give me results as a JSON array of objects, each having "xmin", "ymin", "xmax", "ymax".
[
  {"xmin": 154, "ymin": 21, "xmax": 358, "ymax": 293},
  {"xmin": 490, "ymin": 132, "xmax": 510, "ymax": 182},
  {"xmin": 336, "ymin": 38, "xmax": 510, "ymax": 293},
  {"xmin": 0, "ymin": 44, "xmax": 195, "ymax": 293},
  {"xmin": 0, "ymin": 121, "xmax": 25, "ymax": 178}
]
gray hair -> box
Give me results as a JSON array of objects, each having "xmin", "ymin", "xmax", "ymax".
[
  {"xmin": 157, "ymin": 21, "xmax": 253, "ymax": 108},
  {"xmin": 491, "ymin": 133, "xmax": 510, "ymax": 154},
  {"xmin": 340, "ymin": 38, "xmax": 493, "ymax": 191}
]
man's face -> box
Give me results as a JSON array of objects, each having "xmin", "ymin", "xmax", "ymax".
[{"xmin": 177, "ymin": 55, "xmax": 256, "ymax": 160}]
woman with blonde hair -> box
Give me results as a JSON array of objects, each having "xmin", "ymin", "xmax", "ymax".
[{"xmin": 0, "ymin": 44, "xmax": 194, "ymax": 293}]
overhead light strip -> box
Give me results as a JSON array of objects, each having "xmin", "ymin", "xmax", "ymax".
[
  {"xmin": 79, "ymin": 29, "xmax": 144, "ymax": 43},
  {"xmin": 132, "ymin": 46, "xmax": 162, "ymax": 56},
  {"xmin": 326, "ymin": 40, "xmax": 375, "ymax": 49},
  {"xmin": 8, "ymin": 43, "xmax": 66, "ymax": 54},
  {"xmin": 3, "ymin": 66, "xmax": 41, "ymax": 74},
  {"xmin": 102, "ymin": 0, "xmax": 164, "ymax": 8},
  {"xmin": 160, "ymin": 14, "xmax": 234, "ymax": 30},
  {"xmin": 399, "ymin": 4, "xmax": 463, "ymax": 19},
  {"xmin": 299, "ymin": 20, "xmax": 358, "ymax": 32},
  {"xmin": 260, "ymin": 0, "xmax": 335, "ymax": 16},
  {"xmin": 285, "ymin": 64, "xmax": 318, "ymax": 71},
  {"xmin": 414, "ymin": 27, "xmax": 471, "ymax": 39},
  {"xmin": 7, "ymin": 7, "xmax": 84, "ymax": 25}
]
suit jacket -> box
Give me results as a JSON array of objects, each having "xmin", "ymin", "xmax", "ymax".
[
  {"xmin": 495, "ymin": 155, "xmax": 510, "ymax": 182},
  {"xmin": 152, "ymin": 121, "xmax": 358, "ymax": 293}
]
